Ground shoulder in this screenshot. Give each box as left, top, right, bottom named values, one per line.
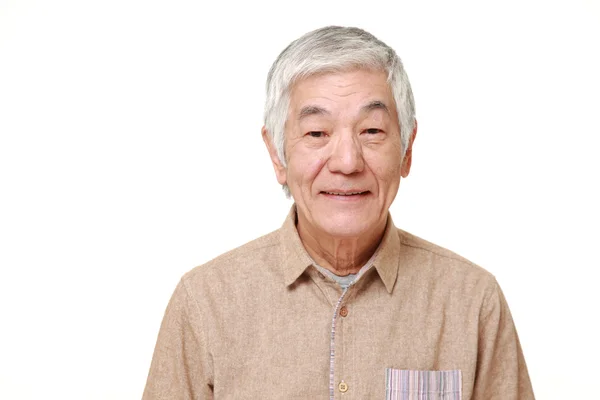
left=396, top=228, right=497, bottom=288
left=398, top=229, right=479, bottom=266
left=181, top=228, right=283, bottom=288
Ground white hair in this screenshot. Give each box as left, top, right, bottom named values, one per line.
left=264, top=26, right=416, bottom=196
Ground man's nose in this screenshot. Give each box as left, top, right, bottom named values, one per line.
left=327, top=133, right=365, bottom=175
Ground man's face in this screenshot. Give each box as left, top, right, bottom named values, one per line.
left=264, top=69, right=415, bottom=238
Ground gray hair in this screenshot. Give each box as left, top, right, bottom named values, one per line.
left=264, top=26, right=416, bottom=196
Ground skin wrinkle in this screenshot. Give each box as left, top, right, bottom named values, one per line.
left=301, top=218, right=382, bottom=273
left=331, top=90, right=357, bottom=97
left=262, top=69, right=416, bottom=276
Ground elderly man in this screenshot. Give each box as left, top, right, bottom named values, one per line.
left=143, top=26, right=534, bottom=399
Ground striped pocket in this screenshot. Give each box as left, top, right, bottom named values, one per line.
left=385, top=369, right=462, bottom=400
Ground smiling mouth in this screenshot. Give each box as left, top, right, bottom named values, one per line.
left=321, top=191, right=369, bottom=196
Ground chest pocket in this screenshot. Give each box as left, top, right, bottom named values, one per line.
left=385, top=368, right=462, bottom=400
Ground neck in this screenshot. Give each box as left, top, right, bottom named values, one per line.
left=296, top=212, right=387, bottom=276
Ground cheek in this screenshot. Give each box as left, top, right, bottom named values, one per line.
left=365, top=151, right=403, bottom=187
left=287, top=151, right=328, bottom=189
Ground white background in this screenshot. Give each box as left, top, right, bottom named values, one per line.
left=1, top=0, right=599, bottom=398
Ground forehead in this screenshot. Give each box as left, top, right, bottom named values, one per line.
left=288, top=69, right=394, bottom=114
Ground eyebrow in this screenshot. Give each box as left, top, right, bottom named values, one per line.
left=361, top=100, right=390, bottom=115
left=296, top=100, right=390, bottom=121
left=297, top=105, right=330, bottom=120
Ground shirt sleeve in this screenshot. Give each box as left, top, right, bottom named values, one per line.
left=472, top=278, right=535, bottom=399
left=142, top=278, right=213, bottom=400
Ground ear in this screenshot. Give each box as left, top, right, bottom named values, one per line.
left=261, top=126, right=287, bottom=186
left=401, top=119, right=417, bottom=178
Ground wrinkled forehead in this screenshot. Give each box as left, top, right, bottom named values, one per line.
left=287, top=68, right=397, bottom=118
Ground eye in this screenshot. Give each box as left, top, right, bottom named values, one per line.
left=307, top=131, right=326, bottom=138
left=364, top=128, right=383, bottom=134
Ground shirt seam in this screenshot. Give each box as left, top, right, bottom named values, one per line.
left=400, top=240, right=478, bottom=267
left=186, top=242, right=280, bottom=279
left=308, top=270, right=336, bottom=307
left=181, top=276, right=213, bottom=387
left=479, top=277, right=501, bottom=326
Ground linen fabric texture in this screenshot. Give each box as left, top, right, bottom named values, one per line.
left=143, top=206, right=534, bottom=399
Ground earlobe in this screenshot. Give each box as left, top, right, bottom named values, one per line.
left=401, top=152, right=412, bottom=178
left=261, top=126, right=287, bottom=186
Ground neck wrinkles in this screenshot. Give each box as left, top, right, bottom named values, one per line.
left=296, top=212, right=387, bottom=276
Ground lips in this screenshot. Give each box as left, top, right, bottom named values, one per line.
left=321, top=190, right=369, bottom=196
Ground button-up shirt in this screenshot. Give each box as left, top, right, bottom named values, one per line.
left=143, top=207, right=534, bottom=399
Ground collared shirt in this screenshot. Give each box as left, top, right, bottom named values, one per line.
left=143, top=207, right=534, bottom=399
left=312, top=246, right=379, bottom=289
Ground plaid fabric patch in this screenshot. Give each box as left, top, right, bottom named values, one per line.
left=385, top=369, right=462, bottom=400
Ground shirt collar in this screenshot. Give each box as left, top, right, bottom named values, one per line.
left=280, top=205, right=401, bottom=293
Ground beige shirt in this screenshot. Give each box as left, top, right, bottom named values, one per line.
left=143, top=207, right=534, bottom=399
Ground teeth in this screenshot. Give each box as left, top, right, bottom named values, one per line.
left=325, top=191, right=364, bottom=196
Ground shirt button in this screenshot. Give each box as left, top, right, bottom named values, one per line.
left=317, top=272, right=325, bottom=279
left=339, top=306, right=348, bottom=317
left=338, top=381, right=349, bottom=393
